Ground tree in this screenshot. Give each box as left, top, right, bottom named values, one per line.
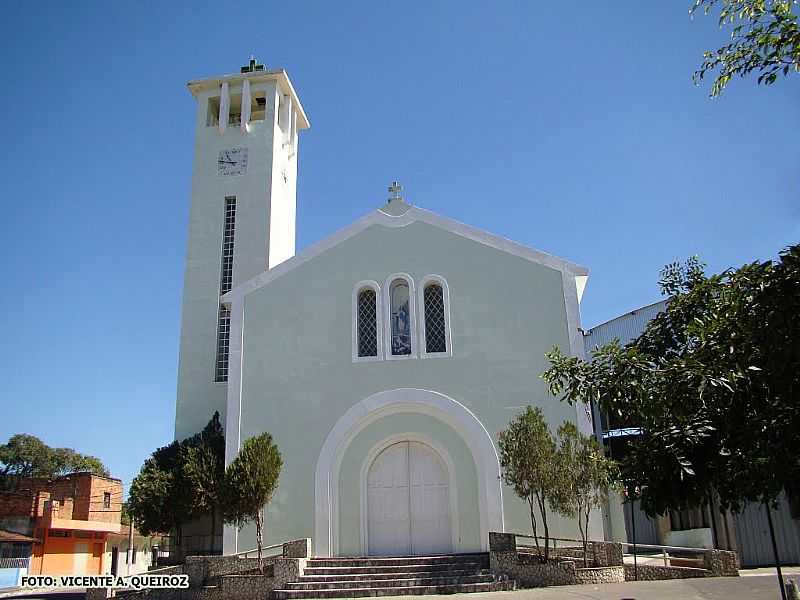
left=541, top=244, right=800, bottom=524
left=497, top=406, right=568, bottom=562
left=127, top=457, right=175, bottom=536
left=183, top=413, right=226, bottom=551
left=128, top=413, right=225, bottom=547
left=691, top=0, right=800, bottom=96
left=0, top=434, right=109, bottom=490
left=222, top=433, right=282, bottom=572
left=556, top=422, right=619, bottom=567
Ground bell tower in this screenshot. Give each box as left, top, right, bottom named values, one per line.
left=174, top=59, right=310, bottom=440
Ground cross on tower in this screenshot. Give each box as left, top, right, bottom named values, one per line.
left=241, top=56, right=265, bottom=73
left=388, top=181, right=403, bottom=202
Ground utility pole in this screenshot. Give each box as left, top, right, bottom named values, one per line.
left=126, top=519, right=134, bottom=576
left=765, top=502, right=787, bottom=600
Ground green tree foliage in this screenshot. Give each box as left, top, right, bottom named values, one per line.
left=222, top=433, right=282, bottom=572
left=0, top=434, right=109, bottom=489
left=184, top=413, right=226, bottom=549
left=556, top=422, right=618, bottom=567
left=692, top=0, right=800, bottom=96
left=498, top=406, right=568, bottom=562
left=128, top=412, right=225, bottom=544
left=542, top=244, right=800, bottom=518
left=127, top=457, right=175, bottom=537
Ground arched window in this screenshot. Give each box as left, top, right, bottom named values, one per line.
left=419, top=275, right=452, bottom=358
left=353, top=281, right=382, bottom=361
left=387, top=276, right=415, bottom=357
left=357, top=288, right=378, bottom=358
left=423, top=283, right=447, bottom=353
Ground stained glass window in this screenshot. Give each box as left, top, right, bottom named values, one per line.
left=390, top=280, right=412, bottom=355
left=424, top=283, right=447, bottom=353
left=357, top=288, right=378, bottom=357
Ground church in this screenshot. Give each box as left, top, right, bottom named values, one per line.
left=173, top=60, right=601, bottom=558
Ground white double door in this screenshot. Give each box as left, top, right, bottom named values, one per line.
left=367, top=441, right=452, bottom=556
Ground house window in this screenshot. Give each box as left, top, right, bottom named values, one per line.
left=423, top=283, right=447, bottom=353
left=103, top=492, right=111, bottom=509
left=389, top=278, right=413, bottom=356
left=357, top=288, right=378, bottom=357
left=49, top=530, right=71, bottom=537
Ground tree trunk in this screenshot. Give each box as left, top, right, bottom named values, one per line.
left=210, top=509, right=217, bottom=554
left=579, top=503, right=589, bottom=568
left=537, top=495, right=550, bottom=562
left=528, top=497, right=541, bottom=558
left=255, top=512, right=264, bottom=574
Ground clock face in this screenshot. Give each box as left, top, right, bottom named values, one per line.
left=218, top=147, right=248, bottom=176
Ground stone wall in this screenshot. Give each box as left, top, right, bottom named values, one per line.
left=704, top=549, right=739, bottom=577
left=491, top=550, right=578, bottom=588
left=489, top=531, right=737, bottom=589
left=624, top=564, right=708, bottom=581
left=214, top=559, right=305, bottom=600
left=574, top=566, right=625, bottom=584
left=281, top=538, right=310, bottom=559
left=87, top=539, right=310, bottom=600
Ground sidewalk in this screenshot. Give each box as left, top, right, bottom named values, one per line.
left=407, top=575, right=798, bottom=599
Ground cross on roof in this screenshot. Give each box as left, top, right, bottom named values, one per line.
left=241, top=57, right=265, bottom=73
left=388, top=181, right=403, bottom=202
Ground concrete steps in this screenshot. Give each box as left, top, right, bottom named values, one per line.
left=272, top=554, right=514, bottom=599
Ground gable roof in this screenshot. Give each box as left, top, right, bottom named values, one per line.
left=223, top=200, right=589, bottom=304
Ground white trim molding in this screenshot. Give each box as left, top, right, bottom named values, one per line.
left=383, top=273, right=417, bottom=361
left=222, top=202, right=588, bottom=307
left=222, top=295, right=245, bottom=555
left=352, top=280, right=383, bottom=362
left=314, top=388, right=504, bottom=557
left=359, top=433, right=460, bottom=555
left=418, top=275, right=453, bottom=359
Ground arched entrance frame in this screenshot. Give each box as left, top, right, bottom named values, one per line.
left=314, top=388, right=504, bottom=556
left=360, top=433, right=459, bottom=556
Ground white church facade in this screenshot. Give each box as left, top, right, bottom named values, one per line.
left=174, top=61, right=601, bottom=557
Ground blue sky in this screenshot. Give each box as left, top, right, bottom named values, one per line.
left=0, top=2, right=797, bottom=493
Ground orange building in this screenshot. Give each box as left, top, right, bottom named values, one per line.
left=0, top=473, right=122, bottom=575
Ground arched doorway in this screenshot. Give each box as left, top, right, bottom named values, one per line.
left=314, top=388, right=504, bottom=557
left=367, top=441, right=452, bottom=556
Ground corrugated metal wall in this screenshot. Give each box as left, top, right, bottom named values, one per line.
left=734, top=494, right=800, bottom=567
left=583, top=300, right=668, bottom=351
left=623, top=501, right=659, bottom=546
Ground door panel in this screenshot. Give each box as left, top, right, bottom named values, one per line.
left=367, top=442, right=411, bottom=555
left=73, top=542, right=89, bottom=575
left=367, top=441, right=451, bottom=556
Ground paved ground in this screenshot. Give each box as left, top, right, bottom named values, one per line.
left=0, top=591, right=84, bottom=600
left=1, top=573, right=798, bottom=599
left=405, top=575, right=799, bottom=600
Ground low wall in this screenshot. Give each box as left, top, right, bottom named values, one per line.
left=86, top=539, right=311, bottom=600
left=489, top=532, right=738, bottom=589
left=704, top=548, right=739, bottom=577
left=574, top=566, right=625, bottom=585
left=213, top=558, right=305, bottom=600
left=624, top=564, right=708, bottom=581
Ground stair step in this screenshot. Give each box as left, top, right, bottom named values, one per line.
left=298, top=569, right=490, bottom=582
left=303, top=562, right=484, bottom=576
left=287, top=574, right=495, bottom=590
left=307, top=554, right=488, bottom=568
left=272, top=581, right=514, bottom=599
